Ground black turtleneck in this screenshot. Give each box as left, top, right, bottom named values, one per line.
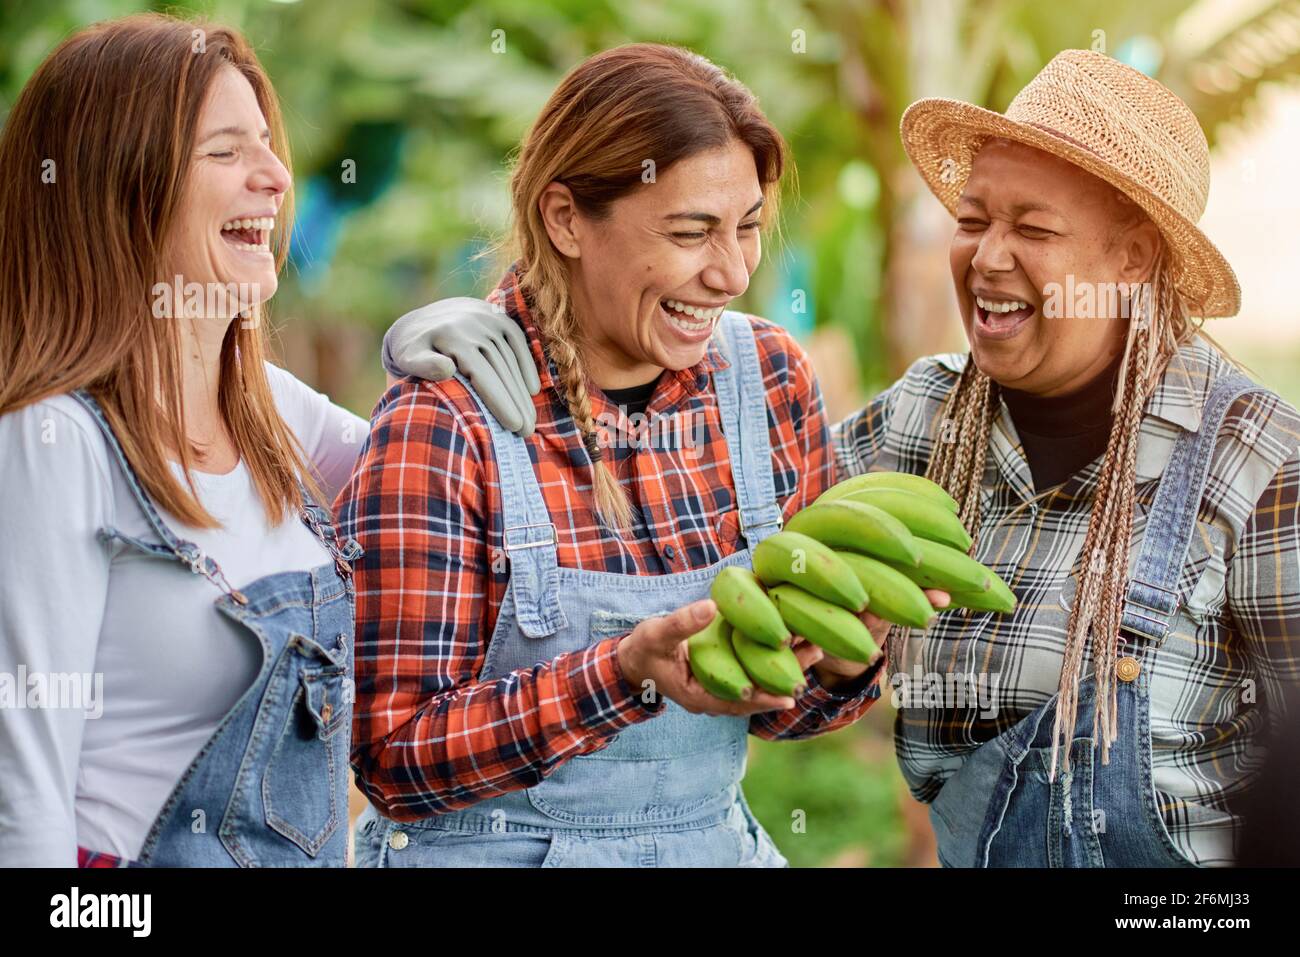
left=600, top=374, right=662, bottom=418
left=1000, top=352, right=1124, bottom=492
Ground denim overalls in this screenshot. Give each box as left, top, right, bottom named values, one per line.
left=927, top=373, right=1263, bottom=867
left=70, top=390, right=361, bottom=867
left=354, top=312, right=788, bottom=867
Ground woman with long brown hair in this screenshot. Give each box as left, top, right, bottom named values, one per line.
left=338, top=43, right=941, bottom=867
left=0, top=14, right=372, bottom=866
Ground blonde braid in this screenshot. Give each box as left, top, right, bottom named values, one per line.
left=1051, top=278, right=1159, bottom=775
left=520, top=266, right=635, bottom=531
left=1049, top=252, right=1189, bottom=775
left=929, top=361, right=997, bottom=533
left=545, top=318, right=635, bottom=531
left=886, top=359, right=996, bottom=676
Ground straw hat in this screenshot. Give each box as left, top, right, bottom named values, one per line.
left=900, top=49, right=1240, bottom=318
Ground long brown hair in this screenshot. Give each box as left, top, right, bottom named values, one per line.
left=504, top=43, right=787, bottom=529
left=0, top=13, right=312, bottom=527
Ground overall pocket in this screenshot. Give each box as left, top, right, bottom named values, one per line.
left=261, top=636, right=351, bottom=857
left=381, top=822, right=563, bottom=868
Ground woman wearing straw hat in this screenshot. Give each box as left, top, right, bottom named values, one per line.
left=864, top=49, right=1299, bottom=868
left=384, top=49, right=1298, bottom=867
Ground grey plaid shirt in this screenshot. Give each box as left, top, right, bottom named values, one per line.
left=833, top=335, right=1300, bottom=866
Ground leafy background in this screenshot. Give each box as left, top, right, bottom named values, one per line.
left=4, top=0, right=1298, bottom=866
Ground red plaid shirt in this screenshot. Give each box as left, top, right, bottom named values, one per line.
left=337, top=267, right=880, bottom=820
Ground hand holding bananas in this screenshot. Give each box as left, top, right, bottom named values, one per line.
left=617, top=599, right=823, bottom=715
left=689, top=473, right=1016, bottom=698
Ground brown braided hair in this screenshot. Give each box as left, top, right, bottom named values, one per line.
left=891, top=217, right=1210, bottom=776
left=501, top=43, right=786, bottom=530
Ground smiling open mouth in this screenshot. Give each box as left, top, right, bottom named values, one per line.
left=974, top=294, right=1035, bottom=339
left=220, top=216, right=273, bottom=254
left=660, top=297, right=724, bottom=337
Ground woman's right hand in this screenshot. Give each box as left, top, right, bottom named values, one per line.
left=617, top=599, right=818, bottom=716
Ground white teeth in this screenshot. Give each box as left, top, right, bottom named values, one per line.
left=662, top=298, right=724, bottom=322
left=665, top=312, right=710, bottom=333
left=220, top=216, right=274, bottom=252
left=975, top=295, right=1029, bottom=313
left=220, top=216, right=275, bottom=232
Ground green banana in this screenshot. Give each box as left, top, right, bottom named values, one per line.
left=687, top=615, right=752, bottom=701
left=730, top=629, right=806, bottom=696
left=752, top=531, right=867, bottom=612
left=768, top=584, right=879, bottom=663
left=785, top=500, right=923, bottom=567
left=889, top=538, right=993, bottom=593
left=837, top=488, right=973, bottom=552
left=944, top=576, right=1017, bottom=614
left=835, top=550, right=937, bottom=629
left=818, top=471, right=959, bottom=513
left=711, top=566, right=790, bottom=649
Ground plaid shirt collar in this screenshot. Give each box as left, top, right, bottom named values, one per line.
left=931, top=337, right=1232, bottom=501
left=491, top=264, right=731, bottom=409
left=1142, top=341, right=1223, bottom=435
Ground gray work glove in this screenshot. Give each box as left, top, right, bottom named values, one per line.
left=383, top=296, right=542, bottom=437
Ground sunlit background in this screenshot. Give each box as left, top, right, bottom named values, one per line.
left=4, top=0, right=1298, bottom=866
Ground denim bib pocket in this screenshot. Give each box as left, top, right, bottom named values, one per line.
left=260, top=637, right=349, bottom=856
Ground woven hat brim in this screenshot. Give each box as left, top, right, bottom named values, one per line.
left=900, top=98, right=1241, bottom=319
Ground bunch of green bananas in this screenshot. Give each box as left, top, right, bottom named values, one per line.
left=687, top=473, right=1016, bottom=699
left=799, top=471, right=1016, bottom=616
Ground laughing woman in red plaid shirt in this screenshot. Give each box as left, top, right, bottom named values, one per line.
left=338, top=44, right=942, bottom=867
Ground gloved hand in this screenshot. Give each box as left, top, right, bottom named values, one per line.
left=383, top=296, right=542, bottom=436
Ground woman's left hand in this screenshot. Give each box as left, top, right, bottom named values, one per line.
left=810, top=589, right=950, bottom=691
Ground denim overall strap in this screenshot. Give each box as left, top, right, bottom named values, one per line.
left=69, top=390, right=360, bottom=596
left=297, top=480, right=365, bottom=575
left=452, top=310, right=787, bottom=640
left=1120, top=373, right=1263, bottom=646
left=452, top=372, right=568, bottom=639
left=713, top=312, right=785, bottom=547
left=69, top=389, right=245, bottom=600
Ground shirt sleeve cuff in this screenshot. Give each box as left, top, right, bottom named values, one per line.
left=562, top=636, right=665, bottom=740
left=801, top=655, right=886, bottom=710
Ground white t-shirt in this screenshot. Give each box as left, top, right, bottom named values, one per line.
left=0, top=363, right=367, bottom=866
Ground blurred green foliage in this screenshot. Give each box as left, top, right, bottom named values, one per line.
left=7, top=0, right=1289, bottom=412
left=1, top=0, right=901, bottom=413
left=745, top=704, right=911, bottom=868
